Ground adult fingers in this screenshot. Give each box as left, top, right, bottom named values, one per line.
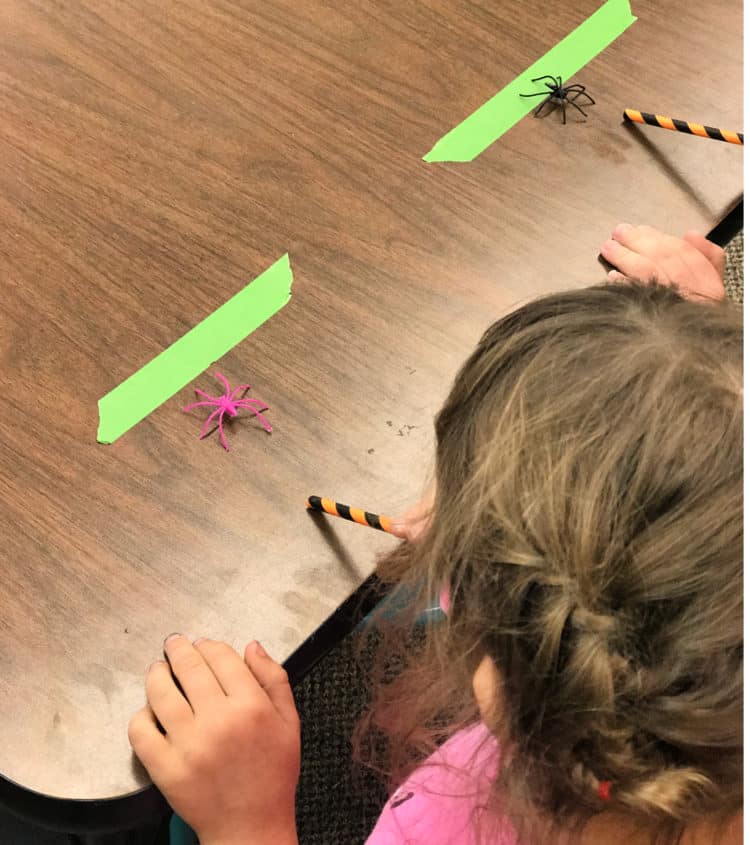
left=683, top=230, right=725, bottom=278
left=244, top=641, right=299, bottom=726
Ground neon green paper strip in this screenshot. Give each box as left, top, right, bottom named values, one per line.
left=424, top=0, right=636, bottom=162
left=97, top=254, right=293, bottom=444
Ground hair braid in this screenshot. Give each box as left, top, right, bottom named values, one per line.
left=359, top=283, right=742, bottom=844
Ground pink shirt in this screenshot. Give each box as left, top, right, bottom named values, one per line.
left=366, top=723, right=517, bottom=845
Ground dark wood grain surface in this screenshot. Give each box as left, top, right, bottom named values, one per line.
left=0, top=0, right=742, bottom=801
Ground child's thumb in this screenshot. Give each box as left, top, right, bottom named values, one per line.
left=683, top=230, right=725, bottom=280
left=245, top=641, right=299, bottom=725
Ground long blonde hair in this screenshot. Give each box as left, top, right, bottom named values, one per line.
left=356, top=282, right=743, bottom=844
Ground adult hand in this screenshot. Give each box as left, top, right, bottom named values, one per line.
left=599, top=223, right=725, bottom=301
left=128, top=636, right=300, bottom=845
left=390, top=481, right=435, bottom=543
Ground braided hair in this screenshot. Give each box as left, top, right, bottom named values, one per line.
left=359, top=282, right=742, bottom=845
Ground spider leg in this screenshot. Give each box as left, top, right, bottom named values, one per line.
left=241, top=405, right=273, bottom=433
left=217, top=410, right=231, bottom=451
left=569, top=99, right=589, bottom=119
left=519, top=90, right=551, bottom=98
left=194, top=388, right=217, bottom=401
left=257, top=414, right=273, bottom=434
left=214, top=372, right=232, bottom=398
left=234, top=401, right=273, bottom=432
left=230, top=384, right=251, bottom=400
left=199, top=408, right=222, bottom=440
left=234, top=397, right=267, bottom=408
left=569, top=89, right=595, bottom=106
left=529, top=75, right=559, bottom=86
left=234, top=396, right=272, bottom=414
left=561, top=99, right=567, bottom=125
left=532, top=94, right=554, bottom=117
left=183, top=400, right=221, bottom=412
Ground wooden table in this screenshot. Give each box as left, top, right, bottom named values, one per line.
left=0, top=0, right=742, bottom=835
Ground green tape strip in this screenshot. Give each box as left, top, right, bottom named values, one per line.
left=423, top=0, right=636, bottom=162
left=97, top=254, right=293, bottom=444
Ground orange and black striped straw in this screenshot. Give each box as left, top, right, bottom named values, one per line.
left=623, top=108, right=743, bottom=145
left=306, top=495, right=394, bottom=534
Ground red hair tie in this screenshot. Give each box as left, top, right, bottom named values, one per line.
left=597, top=780, right=612, bottom=801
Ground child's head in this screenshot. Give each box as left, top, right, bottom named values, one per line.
left=362, top=282, right=742, bottom=844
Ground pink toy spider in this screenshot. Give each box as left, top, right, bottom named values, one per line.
left=183, top=371, right=272, bottom=451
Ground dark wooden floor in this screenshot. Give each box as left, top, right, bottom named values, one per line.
left=0, top=0, right=742, bottom=818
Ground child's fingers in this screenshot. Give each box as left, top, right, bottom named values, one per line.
left=390, top=482, right=436, bottom=542
left=599, top=238, right=667, bottom=284
left=603, top=223, right=725, bottom=301
left=163, top=635, right=225, bottom=710
left=389, top=520, right=410, bottom=539
left=390, top=513, right=430, bottom=542
left=244, top=641, right=299, bottom=726
left=145, top=661, right=195, bottom=740
left=193, top=639, right=267, bottom=700
left=127, top=705, right=174, bottom=780
left=683, top=230, right=725, bottom=278
left=607, top=270, right=627, bottom=283
left=611, top=224, right=713, bottom=285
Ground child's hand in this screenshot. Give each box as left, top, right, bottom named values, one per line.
left=128, top=636, right=300, bottom=845
left=390, top=481, right=435, bottom=543
left=600, top=223, right=725, bottom=301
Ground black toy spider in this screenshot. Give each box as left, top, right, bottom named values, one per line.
left=519, top=75, right=595, bottom=124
